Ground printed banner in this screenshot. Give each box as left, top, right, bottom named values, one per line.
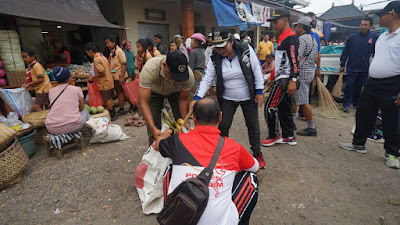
left=252, top=2, right=270, bottom=27
left=235, top=0, right=256, bottom=23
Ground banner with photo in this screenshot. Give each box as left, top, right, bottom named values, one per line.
left=235, top=0, right=256, bottom=23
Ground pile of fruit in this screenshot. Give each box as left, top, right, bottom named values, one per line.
left=84, top=104, right=105, bottom=114
left=125, top=113, right=146, bottom=127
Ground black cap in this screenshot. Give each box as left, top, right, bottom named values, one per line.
left=166, top=51, right=189, bottom=82
left=212, top=27, right=232, bottom=48
left=267, top=7, right=291, bottom=22
left=376, top=1, right=400, bottom=16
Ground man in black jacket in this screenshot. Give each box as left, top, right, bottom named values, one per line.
left=154, top=34, right=167, bottom=55
left=191, top=27, right=266, bottom=168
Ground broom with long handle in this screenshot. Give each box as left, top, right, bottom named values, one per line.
left=316, top=77, right=339, bottom=113
left=332, top=72, right=343, bottom=98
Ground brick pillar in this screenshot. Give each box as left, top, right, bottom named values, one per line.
left=182, top=0, right=194, bottom=39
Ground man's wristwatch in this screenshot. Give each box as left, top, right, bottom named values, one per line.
left=291, top=77, right=297, bottom=82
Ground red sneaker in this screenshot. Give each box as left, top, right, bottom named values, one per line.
left=254, top=153, right=266, bottom=169
left=261, top=136, right=282, bottom=147
left=278, top=137, right=297, bottom=146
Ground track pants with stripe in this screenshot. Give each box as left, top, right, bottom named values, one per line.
left=163, top=168, right=258, bottom=225
left=264, top=79, right=295, bottom=138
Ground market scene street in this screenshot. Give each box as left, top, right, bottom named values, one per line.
left=0, top=0, right=399, bottom=224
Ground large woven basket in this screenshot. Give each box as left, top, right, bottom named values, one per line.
left=0, top=138, right=28, bottom=188
left=22, top=110, right=49, bottom=128
left=5, top=70, right=26, bottom=86
left=0, top=123, right=17, bottom=152
left=15, top=123, right=35, bottom=139
left=90, top=110, right=111, bottom=121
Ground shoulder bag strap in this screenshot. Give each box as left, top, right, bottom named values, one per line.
left=206, top=136, right=225, bottom=170
left=197, top=136, right=225, bottom=184
left=49, top=85, right=68, bottom=109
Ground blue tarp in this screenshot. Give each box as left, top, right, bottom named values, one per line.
left=320, top=45, right=344, bottom=54
left=211, top=0, right=261, bottom=30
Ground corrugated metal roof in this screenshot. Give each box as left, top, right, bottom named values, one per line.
left=321, top=4, right=366, bottom=20
left=0, top=0, right=123, bottom=29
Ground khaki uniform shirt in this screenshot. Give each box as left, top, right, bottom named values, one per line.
left=31, top=62, right=52, bottom=93
left=110, top=46, right=128, bottom=80
left=139, top=55, right=194, bottom=96
left=94, top=53, right=114, bottom=91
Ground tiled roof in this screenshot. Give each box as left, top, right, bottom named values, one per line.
left=321, top=4, right=366, bottom=20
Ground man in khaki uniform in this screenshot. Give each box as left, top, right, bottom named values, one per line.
left=85, top=42, right=117, bottom=121
left=139, top=51, right=194, bottom=144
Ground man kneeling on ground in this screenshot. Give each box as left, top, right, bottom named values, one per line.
left=156, top=97, right=259, bottom=225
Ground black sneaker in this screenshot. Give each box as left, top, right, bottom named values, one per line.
left=297, top=127, right=317, bottom=136
left=110, top=112, right=119, bottom=121
left=117, top=108, right=127, bottom=116
left=128, top=105, right=138, bottom=113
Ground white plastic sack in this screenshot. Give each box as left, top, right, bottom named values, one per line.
left=135, top=122, right=188, bottom=214
left=85, top=117, right=129, bottom=143
left=0, top=88, right=33, bottom=117
left=135, top=142, right=172, bottom=214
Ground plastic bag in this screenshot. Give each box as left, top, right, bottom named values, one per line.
left=135, top=142, right=172, bottom=214
left=87, top=80, right=104, bottom=107
left=122, top=76, right=139, bottom=105
left=0, top=87, right=33, bottom=117
left=135, top=122, right=187, bottom=215
left=85, top=117, right=129, bottom=143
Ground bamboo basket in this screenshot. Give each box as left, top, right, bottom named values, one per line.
left=90, top=110, right=111, bottom=121
left=0, top=122, right=17, bottom=152
left=15, top=123, right=35, bottom=139
left=0, top=138, right=28, bottom=190
left=22, top=110, right=49, bottom=128
left=5, top=70, right=26, bottom=86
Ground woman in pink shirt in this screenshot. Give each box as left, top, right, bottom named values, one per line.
left=45, top=67, right=90, bottom=134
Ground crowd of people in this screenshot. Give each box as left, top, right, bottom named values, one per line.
left=17, top=1, right=400, bottom=223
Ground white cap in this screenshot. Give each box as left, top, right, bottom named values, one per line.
left=233, top=33, right=240, bottom=40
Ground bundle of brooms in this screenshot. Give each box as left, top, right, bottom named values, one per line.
left=331, top=72, right=344, bottom=98
left=316, top=77, right=339, bottom=113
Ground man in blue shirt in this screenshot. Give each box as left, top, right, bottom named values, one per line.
left=340, top=17, right=379, bottom=112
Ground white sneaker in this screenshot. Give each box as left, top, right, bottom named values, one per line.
left=385, top=153, right=400, bottom=169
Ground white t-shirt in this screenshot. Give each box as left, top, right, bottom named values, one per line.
left=369, top=27, right=400, bottom=79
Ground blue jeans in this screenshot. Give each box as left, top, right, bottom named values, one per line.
left=343, top=71, right=368, bottom=109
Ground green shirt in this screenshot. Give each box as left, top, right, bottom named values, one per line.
left=124, top=49, right=135, bottom=75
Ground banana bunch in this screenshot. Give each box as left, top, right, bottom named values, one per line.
left=162, top=108, right=185, bottom=134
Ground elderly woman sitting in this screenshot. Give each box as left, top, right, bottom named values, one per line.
left=45, top=66, right=90, bottom=134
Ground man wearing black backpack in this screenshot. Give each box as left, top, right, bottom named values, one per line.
left=156, top=97, right=259, bottom=225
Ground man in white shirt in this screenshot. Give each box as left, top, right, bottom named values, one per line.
left=191, top=27, right=266, bottom=168
left=340, top=1, right=400, bottom=169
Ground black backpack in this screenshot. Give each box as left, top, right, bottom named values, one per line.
left=157, top=137, right=225, bottom=225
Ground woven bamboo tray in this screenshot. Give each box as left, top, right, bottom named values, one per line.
left=90, top=110, right=111, bottom=121
left=0, top=138, right=28, bottom=190
left=0, top=122, right=17, bottom=152
left=5, top=70, right=26, bottom=86
left=22, top=110, right=49, bottom=128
